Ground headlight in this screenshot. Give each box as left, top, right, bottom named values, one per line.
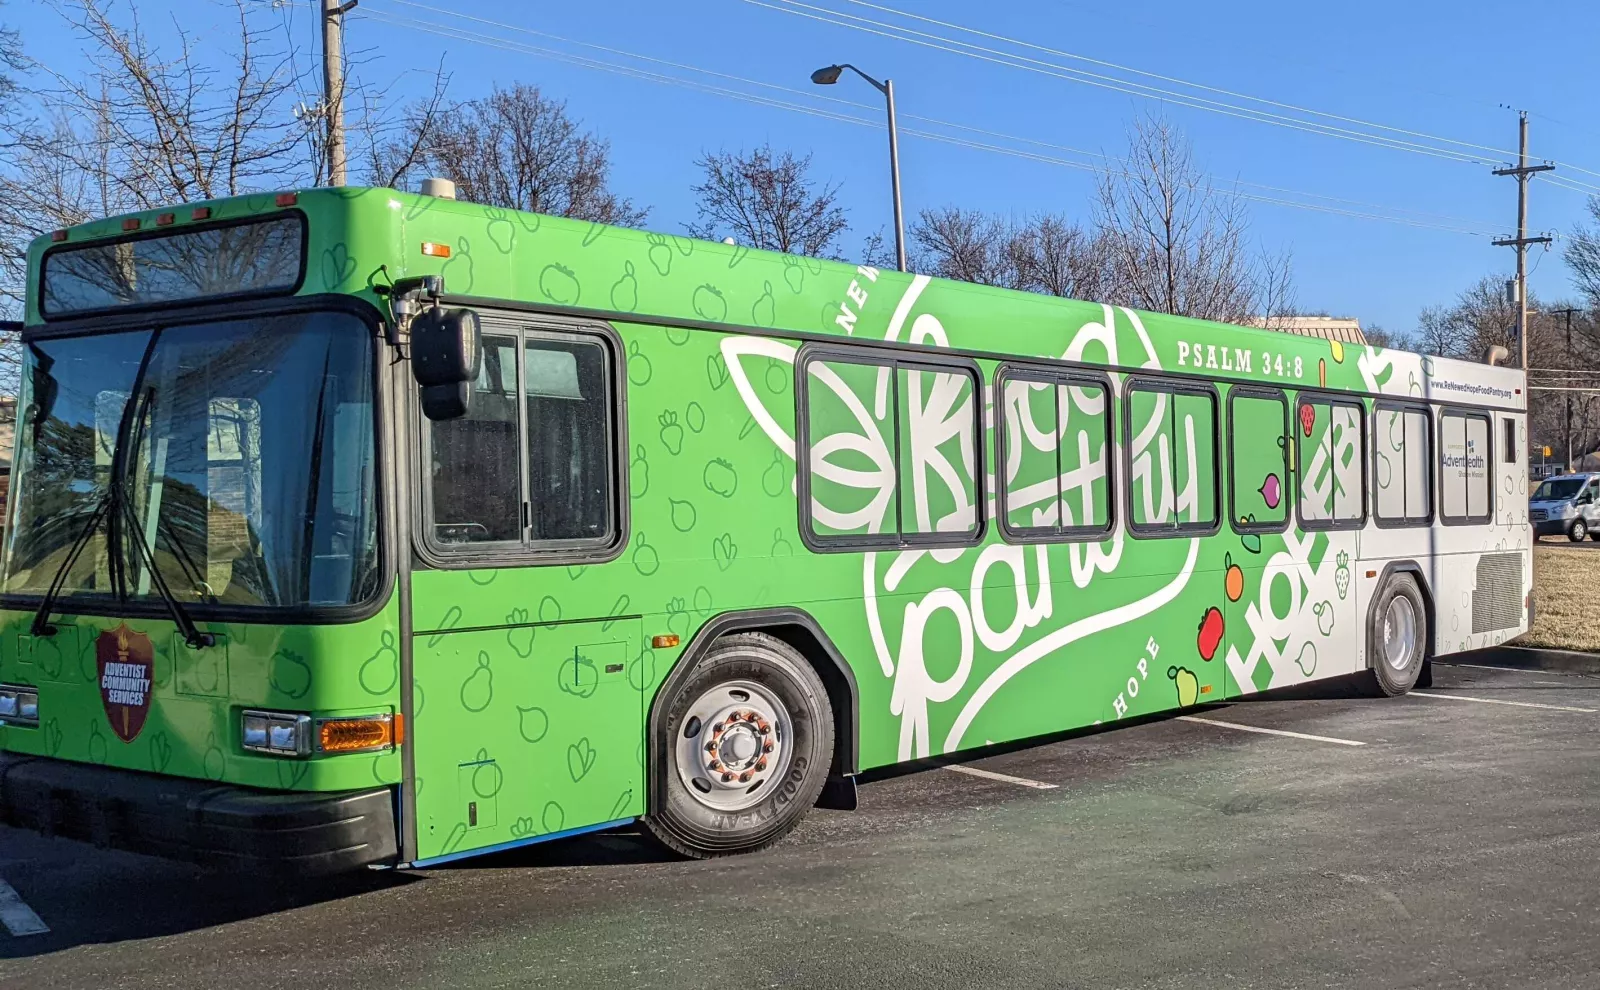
left=0, top=684, right=39, bottom=728
left=1553, top=503, right=1574, bottom=517
left=241, top=709, right=312, bottom=757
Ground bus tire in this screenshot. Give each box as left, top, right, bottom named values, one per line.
left=644, top=632, right=833, bottom=858
left=1363, top=573, right=1428, bottom=697
left=1571, top=519, right=1589, bottom=542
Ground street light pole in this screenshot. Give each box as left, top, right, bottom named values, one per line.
left=812, top=63, right=906, bottom=272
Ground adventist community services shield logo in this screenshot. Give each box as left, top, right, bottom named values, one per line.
left=97, top=624, right=154, bottom=743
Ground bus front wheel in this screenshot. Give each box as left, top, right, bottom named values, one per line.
left=1363, top=574, right=1428, bottom=697
left=645, top=632, right=834, bottom=858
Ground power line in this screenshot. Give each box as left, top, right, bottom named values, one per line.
left=359, top=3, right=1507, bottom=236
left=784, top=0, right=1600, bottom=183
left=828, top=0, right=1524, bottom=161
left=746, top=0, right=1503, bottom=168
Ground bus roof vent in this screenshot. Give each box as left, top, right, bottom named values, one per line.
left=420, top=177, right=457, bottom=200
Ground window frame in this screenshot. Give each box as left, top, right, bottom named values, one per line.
left=993, top=362, right=1117, bottom=544
left=795, top=342, right=986, bottom=553
left=414, top=315, right=629, bottom=568
left=1437, top=405, right=1495, bottom=527
left=1121, top=375, right=1222, bottom=539
left=1370, top=399, right=1434, bottom=530
left=1502, top=415, right=1517, bottom=464
left=1227, top=385, right=1292, bottom=537
left=1293, top=390, right=1368, bottom=533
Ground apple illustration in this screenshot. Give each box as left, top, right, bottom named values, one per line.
left=1197, top=606, right=1224, bottom=661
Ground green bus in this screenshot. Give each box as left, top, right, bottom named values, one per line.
left=0, top=185, right=1530, bottom=868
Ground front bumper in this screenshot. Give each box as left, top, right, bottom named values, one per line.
left=0, top=753, right=397, bottom=873
left=1533, top=517, right=1575, bottom=536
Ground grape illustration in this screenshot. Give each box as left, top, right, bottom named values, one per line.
left=460, top=652, right=494, bottom=713
left=1334, top=551, right=1351, bottom=600
left=659, top=410, right=685, bottom=455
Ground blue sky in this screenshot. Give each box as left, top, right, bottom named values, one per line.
left=10, top=0, right=1600, bottom=333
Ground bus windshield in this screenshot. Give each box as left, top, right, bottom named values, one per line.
left=1532, top=478, right=1586, bottom=501
left=1, top=310, right=380, bottom=610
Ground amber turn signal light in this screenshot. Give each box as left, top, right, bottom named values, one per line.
left=317, top=714, right=395, bottom=755
left=652, top=634, right=680, bottom=649
left=420, top=241, right=451, bottom=258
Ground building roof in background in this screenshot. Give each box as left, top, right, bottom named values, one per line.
left=1249, top=316, right=1367, bottom=344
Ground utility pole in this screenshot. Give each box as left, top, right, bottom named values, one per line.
left=321, top=1, right=358, bottom=186
left=1553, top=306, right=1580, bottom=471
left=1492, top=111, right=1554, bottom=370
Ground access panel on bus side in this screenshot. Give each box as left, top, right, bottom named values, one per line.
left=409, top=617, right=644, bottom=863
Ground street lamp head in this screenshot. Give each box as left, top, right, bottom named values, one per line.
left=811, top=65, right=843, bottom=85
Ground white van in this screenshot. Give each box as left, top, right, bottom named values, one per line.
left=1530, top=473, right=1600, bottom=541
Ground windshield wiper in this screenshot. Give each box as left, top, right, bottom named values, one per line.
left=117, top=383, right=215, bottom=649
left=27, top=334, right=214, bottom=649
left=29, top=492, right=113, bottom=638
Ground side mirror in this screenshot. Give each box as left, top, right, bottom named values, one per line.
left=410, top=306, right=482, bottom=421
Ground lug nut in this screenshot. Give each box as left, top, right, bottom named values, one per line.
left=708, top=760, right=722, bottom=771
left=763, top=741, right=774, bottom=753
left=755, top=759, right=767, bottom=771
left=739, top=770, right=753, bottom=782
left=722, top=772, right=735, bottom=782
left=758, top=723, right=770, bottom=735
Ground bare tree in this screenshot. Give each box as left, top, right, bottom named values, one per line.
left=1093, top=113, right=1283, bottom=323
left=688, top=144, right=846, bottom=256
left=1566, top=195, right=1600, bottom=306
left=910, top=207, right=1113, bottom=299
left=409, top=83, right=645, bottom=224
left=0, top=0, right=305, bottom=394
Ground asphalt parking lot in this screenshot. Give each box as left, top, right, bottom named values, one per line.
left=5, top=656, right=1600, bottom=989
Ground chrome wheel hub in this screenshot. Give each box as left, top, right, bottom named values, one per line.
left=675, top=681, right=792, bottom=812
left=1382, top=595, right=1418, bottom=671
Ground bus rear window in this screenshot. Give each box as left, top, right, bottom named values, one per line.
left=41, top=215, right=303, bottom=317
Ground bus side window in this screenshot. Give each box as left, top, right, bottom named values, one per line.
left=1502, top=417, right=1516, bottom=463
left=1126, top=379, right=1217, bottom=535
left=1439, top=409, right=1492, bottom=524
left=1296, top=396, right=1365, bottom=530
left=997, top=369, right=1111, bottom=541
left=1373, top=404, right=1432, bottom=526
left=1228, top=389, right=1289, bottom=531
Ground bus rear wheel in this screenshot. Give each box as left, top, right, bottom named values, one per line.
left=1363, top=574, right=1428, bottom=697
left=645, top=632, right=833, bottom=858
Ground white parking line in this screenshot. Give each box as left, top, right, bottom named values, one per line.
left=943, top=764, right=1059, bottom=790
left=1438, top=662, right=1559, bottom=675
left=1176, top=715, right=1366, bottom=747
left=1409, top=691, right=1598, bottom=713
left=0, top=879, right=48, bottom=936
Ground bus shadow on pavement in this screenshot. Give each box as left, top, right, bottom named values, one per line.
left=423, top=825, right=677, bottom=871
left=0, top=832, right=420, bottom=960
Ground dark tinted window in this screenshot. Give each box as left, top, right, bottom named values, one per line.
left=42, top=216, right=302, bottom=317
left=426, top=325, right=618, bottom=552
